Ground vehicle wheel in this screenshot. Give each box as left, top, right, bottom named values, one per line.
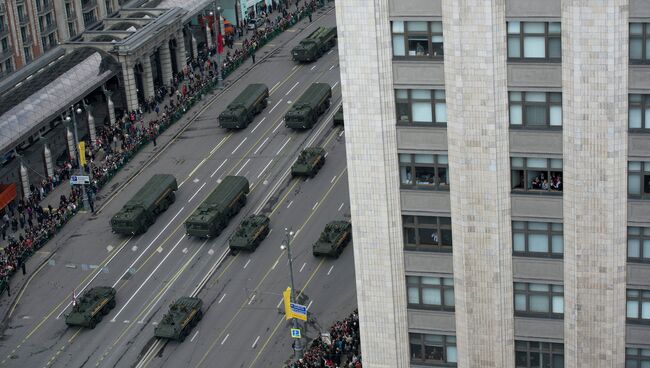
left=169, top=192, right=176, bottom=204
left=197, top=310, right=203, bottom=321
left=179, top=330, right=187, bottom=342
left=334, top=252, right=340, bottom=259
left=108, top=299, right=116, bottom=309
left=89, top=320, right=96, bottom=329
left=313, top=252, right=318, bottom=257
left=102, top=306, right=109, bottom=316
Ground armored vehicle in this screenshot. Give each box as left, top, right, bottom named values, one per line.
left=111, top=174, right=178, bottom=235
left=285, top=83, right=332, bottom=129
left=185, top=176, right=249, bottom=238
left=312, top=221, right=352, bottom=258
left=292, top=147, right=326, bottom=177
left=229, top=214, right=270, bottom=252
left=291, top=27, right=337, bottom=62
left=333, top=105, right=344, bottom=126
left=65, top=286, right=116, bottom=328
left=219, top=84, right=269, bottom=129
left=154, top=297, right=203, bottom=341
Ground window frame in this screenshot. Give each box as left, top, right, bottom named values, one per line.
left=512, top=221, right=563, bottom=258
left=399, top=153, right=449, bottom=191
left=511, top=157, right=563, bottom=194
left=628, top=161, right=650, bottom=199
left=507, top=21, right=562, bottom=62
left=509, top=91, right=562, bottom=128
left=514, top=282, right=564, bottom=319
left=515, top=340, right=564, bottom=368
left=403, top=215, right=453, bottom=252
left=409, top=333, right=457, bottom=366
left=391, top=21, right=444, bottom=60
left=395, top=89, right=447, bottom=126
left=626, top=289, right=650, bottom=324
left=626, top=347, right=650, bottom=368
left=630, top=23, right=650, bottom=64
left=627, top=226, right=650, bottom=263
left=629, top=94, right=650, bottom=131
left=406, top=275, right=455, bottom=311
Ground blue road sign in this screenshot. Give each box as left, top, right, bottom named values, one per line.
left=70, top=175, right=90, bottom=185
left=291, top=328, right=301, bottom=339
left=290, top=302, right=307, bottom=315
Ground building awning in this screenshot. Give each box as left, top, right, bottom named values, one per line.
left=0, top=184, right=17, bottom=211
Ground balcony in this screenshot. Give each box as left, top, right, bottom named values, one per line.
left=40, top=22, right=56, bottom=35
left=18, top=14, right=28, bottom=26
left=66, top=9, right=76, bottom=21
left=0, top=47, right=12, bottom=62
left=0, top=3, right=6, bottom=14
left=82, top=0, right=97, bottom=11
left=21, top=33, right=32, bottom=46
left=36, top=0, right=53, bottom=15
left=0, top=24, right=8, bottom=37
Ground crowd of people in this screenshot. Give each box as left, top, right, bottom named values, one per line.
left=288, top=310, right=362, bottom=368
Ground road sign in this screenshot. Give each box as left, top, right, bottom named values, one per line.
left=70, top=175, right=90, bottom=185
left=78, top=142, right=86, bottom=166
left=290, top=302, right=307, bottom=321
left=291, top=328, right=301, bottom=339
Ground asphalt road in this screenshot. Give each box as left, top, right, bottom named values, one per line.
left=0, top=7, right=357, bottom=368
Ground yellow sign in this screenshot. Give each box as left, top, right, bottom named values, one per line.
left=283, top=287, right=307, bottom=321
left=78, top=141, right=86, bottom=166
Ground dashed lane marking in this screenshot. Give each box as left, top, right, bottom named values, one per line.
left=327, top=265, right=334, bottom=276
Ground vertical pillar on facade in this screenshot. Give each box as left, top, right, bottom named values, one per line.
left=142, top=56, right=155, bottom=101
left=103, top=87, right=116, bottom=124
left=121, top=60, right=139, bottom=112
left=562, top=2, right=628, bottom=367
left=20, top=162, right=30, bottom=199
left=335, top=0, right=409, bottom=367
left=159, top=43, right=173, bottom=87
left=441, top=1, right=514, bottom=367
left=66, top=127, right=75, bottom=162
left=43, top=144, right=54, bottom=178
left=73, top=0, right=84, bottom=34
left=97, top=0, right=107, bottom=21
left=191, top=33, right=198, bottom=60
left=87, top=110, right=96, bottom=147
left=176, top=31, right=187, bottom=70
left=205, top=24, right=213, bottom=49
left=52, top=0, right=69, bottom=41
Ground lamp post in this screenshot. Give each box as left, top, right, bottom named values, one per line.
left=280, top=227, right=303, bottom=359
left=212, top=1, right=224, bottom=89
left=65, top=105, right=90, bottom=212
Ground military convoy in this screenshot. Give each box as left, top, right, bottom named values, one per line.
left=291, top=27, right=337, bottom=62
left=110, top=174, right=178, bottom=235
left=218, top=84, right=269, bottom=129
left=333, top=105, right=344, bottom=126
left=229, top=214, right=271, bottom=252
left=312, top=221, right=352, bottom=258
left=285, top=83, right=332, bottom=129
left=65, top=286, right=116, bottom=328
left=154, top=297, right=203, bottom=341
left=185, top=176, right=250, bottom=238
left=292, top=147, right=326, bottom=177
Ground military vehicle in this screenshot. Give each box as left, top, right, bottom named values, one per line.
left=111, top=174, right=178, bottom=235
left=292, top=147, right=326, bottom=177
left=185, top=176, right=249, bottom=238
left=229, top=214, right=270, bottom=252
left=312, top=221, right=352, bottom=258
left=291, top=27, right=337, bottom=62
left=333, top=105, right=344, bottom=126
left=65, top=286, right=116, bottom=328
left=219, top=84, right=269, bottom=129
left=154, top=297, right=203, bottom=341
left=285, top=83, right=332, bottom=129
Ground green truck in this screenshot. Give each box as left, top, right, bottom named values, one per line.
left=291, top=27, right=337, bottom=62
left=285, top=83, right=332, bottom=129
left=292, top=147, right=326, bottom=177
left=218, top=84, right=269, bottom=129
left=229, top=214, right=270, bottom=252
left=312, top=221, right=352, bottom=258
left=185, top=176, right=250, bottom=238
left=333, top=105, right=344, bottom=126
left=110, top=174, right=178, bottom=235
left=154, top=297, right=203, bottom=341
left=65, top=286, right=116, bottom=328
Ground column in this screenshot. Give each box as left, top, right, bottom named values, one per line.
left=176, top=31, right=187, bottom=70
left=43, top=144, right=54, bottom=178
left=66, top=127, right=75, bottom=163
left=336, top=0, right=409, bottom=367
left=74, top=0, right=84, bottom=34
left=104, top=88, right=116, bottom=124
left=121, top=60, right=139, bottom=112
left=441, top=1, right=514, bottom=367
left=205, top=24, right=213, bottom=49
left=52, top=0, right=69, bottom=41
left=97, top=0, right=107, bottom=21
left=20, top=162, right=30, bottom=199
left=142, top=56, right=155, bottom=101
left=191, top=33, right=198, bottom=60
left=562, top=1, right=628, bottom=367
left=159, top=43, right=173, bottom=87
left=87, top=110, right=96, bottom=147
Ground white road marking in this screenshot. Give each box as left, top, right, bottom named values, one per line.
left=332, top=81, right=339, bottom=89
left=193, top=178, right=200, bottom=183
left=276, top=298, right=283, bottom=308
left=271, top=259, right=279, bottom=270
left=258, top=159, right=274, bottom=178
left=286, top=200, right=293, bottom=209
left=269, top=99, right=283, bottom=113
left=123, top=320, right=130, bottom=324
left=190, top=330, right=199, bottom=342
left=231, top=137, right=248, bottom=154
left=299, top=262, right=306, bottom=272
left=272, top=120, right=283, bottom=133
left=218, top=294, right=227, bottom=304
left=307, top=300, right=313, bottom=310
left=210, top=159, right=228, bottom=178
left=329, top=64, right=335, bottom=70
left=106, top=245, right=113, bottom=252
left=244, top=259, right=251, bottom=269
left=327, top=49, right=334, bottom=55
left=210, top=136, right=228, bottom=154
left=272, top=81, right=280, bottom=91
left=310, top=65, right=317, bottom=70
left=331, top=175, right=336, bottom=183
left=285, top=82, right=300, bottom=96
left=253, top=137, right=269, bottom=155
left=182, top=247, right=188, bottom=254
left=338, top=202, right=345, bottom=211
left=324, top=152, right=329, bottom=158
left=276, top=137, right=291, bottom=155
left=131, top=246, right=138, bottom=252
left=208, top=249, right=215, bottom=255
left=339, top=130, right=345, bottom=137
left=188, top=182, right=207, bottom=202
left=235, top=159, right=251, bottom=176
left=327, top=265, right=334, bottom=275
left=221, top=334, right=230, bottom=345
left=248, top=294, right=256, bottom=305
left=251, top=117, right=266, bottom=133
left=312, top=201, right=319, bottom=210
left=157, top=246, right=163, bottom=253
left=252, top=336, right=260, bottom=349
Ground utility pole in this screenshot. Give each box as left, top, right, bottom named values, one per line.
left=281, top=227, right=303, bottom=359
left=66, top=105, right=90, bottom=212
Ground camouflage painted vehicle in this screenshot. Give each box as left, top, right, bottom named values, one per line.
left=291, top=147, right=326, bottom=178
left=111, top=174, right=178, bottom=235
left=291, top=27, right=337, bottom=62
left=285, top=83, right=332, bottom=129
left=312, top=221, right=352, bottom=258
left=229, top=215, right=271, bottom=252
left=65, top=286, right=116, bottom=328
left=333, top=105, right=344, bottom=126
left=218, top=84, right=269, bottom=129
left=185, top=176, right=249, bottom=238
left=154, top=297, right=203, bottom=341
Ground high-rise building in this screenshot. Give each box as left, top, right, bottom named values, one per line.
left=337, top=0, right=649, bottom=367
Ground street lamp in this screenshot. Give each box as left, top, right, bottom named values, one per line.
left=65, top=105, right=90, bottom=212
left=211, top=2, right=224, bottom=89
left=280, top=227, right=303, bottom=359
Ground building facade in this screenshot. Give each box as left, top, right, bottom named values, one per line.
left=337, top=0, right=650, bottom=367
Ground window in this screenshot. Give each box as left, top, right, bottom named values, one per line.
left=509, top=92, right=562, bottom=127
left=68, top=22, right=76, bottom=37
left=515, top=341, right=564, bottom=368
left=403, top=215, right=452, bottom=252
left=406, top=275, right=454, bottom=311
left=514, top=282, right=564, bottom=318
left=83, top=10, right=97, bottom=27
left=507, top=22, right=561, bottom=61
left=626, top=289, right=650, bottom=323
left=1, top=37, right=8, bottom=52
left=399, top=153, right=449, bottom=190
left=23, top=47, right=31, bottom=63
left=395, top=89, right=446, bottom=125
left=512, top=221, right=563, bottom=258
left=630, top=23, right=650, bottom=64
left=628, top=161, right=650, bottom=199
left=628, top=227, right=650, bottom=263
left=4, top=59, right=12, bottom=73
left=626, top=348, right=650, bottom=367
left=409, top=333, right=457, bottom=366
left=628, top=94, right=650, bottom=130
left=392, top=21, right=444, bottom=59
left=511, top=157, right=563, bottom=193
